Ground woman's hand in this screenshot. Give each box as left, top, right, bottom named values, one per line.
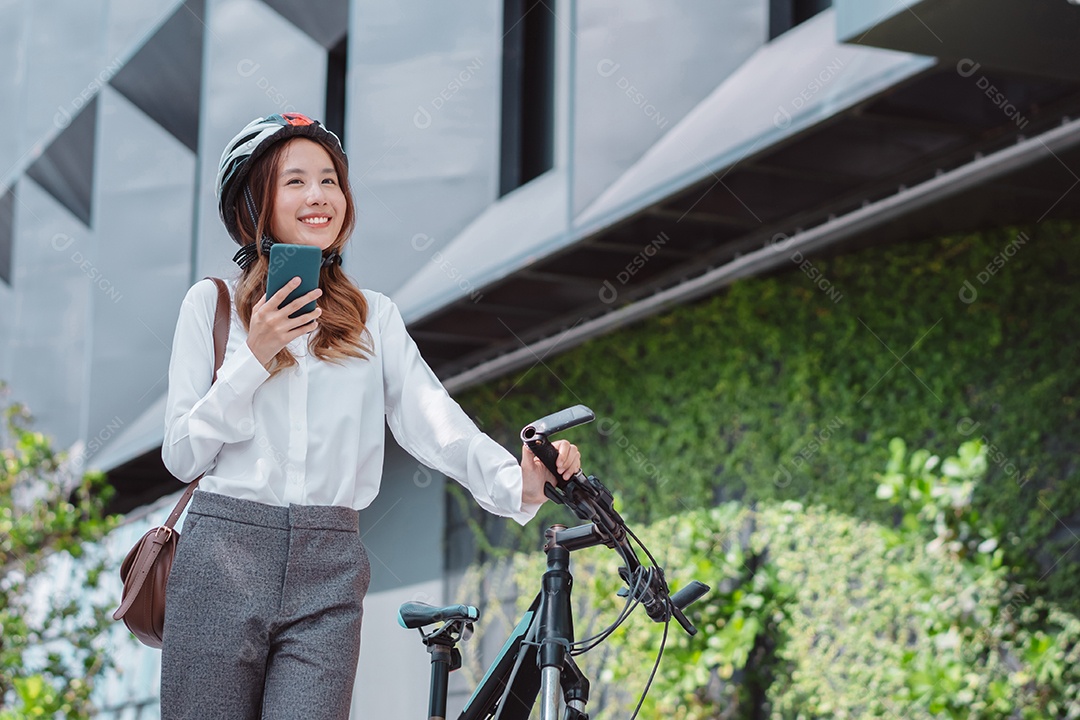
left=520, top=439, right=582, bottom=506
left=247, top=277, right=323, bottom=367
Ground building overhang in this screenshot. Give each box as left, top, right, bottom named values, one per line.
left=836, top=0, right=1080, bottom=82
left=401, top=8, right=1080, bottom=386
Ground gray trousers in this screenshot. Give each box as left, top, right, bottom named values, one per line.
left=160, top=490, right=371, bottom=720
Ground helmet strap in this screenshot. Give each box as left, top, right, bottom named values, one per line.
left=234, top=183, right=343, bottom=269
left=233, top=233, right=342, bottom=270
left=243, top=185, right=261, bottom=235
left=232, top=243, right=258, bottom=269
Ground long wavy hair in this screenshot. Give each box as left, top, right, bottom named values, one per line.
left=230, top=136, right=371, bottom=378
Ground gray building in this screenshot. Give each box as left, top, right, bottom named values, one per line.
left=2, top=0, right=1079, bottom=716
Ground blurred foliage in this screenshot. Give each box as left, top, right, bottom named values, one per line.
left=875, top=437, right=1000, bottom=560
left=456, top=221, right=1080, bottom=608
left=452, top=438, right=1080, bottom=718
left=450, top=222, right=1080, bottom=716
left=0, top=383, right=120, bottom=719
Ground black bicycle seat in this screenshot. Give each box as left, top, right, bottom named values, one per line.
left=398, top=602, right=480, bottom=629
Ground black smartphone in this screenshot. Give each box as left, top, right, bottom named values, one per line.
left=266, top=244, right=321, bottom=319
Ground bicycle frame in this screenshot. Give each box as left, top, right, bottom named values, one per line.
left=401, top=405, right=709, bottom=720
left=413, top=522, right=598, bottom=720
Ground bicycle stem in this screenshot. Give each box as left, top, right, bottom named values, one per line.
left=538, top=525, right=575, bottom=720
left=539, top=526, right=575, bottom=671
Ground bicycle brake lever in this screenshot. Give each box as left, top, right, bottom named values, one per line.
left=669, top=580, right=710, bottom=636
left=543, top=482, right=569, bottom=506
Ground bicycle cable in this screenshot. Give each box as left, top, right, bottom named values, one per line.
left=571, top=519, right=672, bottom=654
left=629, top=615, right=669, bottom=720
left=569, top=565, right=652, bottom=654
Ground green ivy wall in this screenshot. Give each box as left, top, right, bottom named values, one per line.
left=457, top=221, right=1080, bottom=606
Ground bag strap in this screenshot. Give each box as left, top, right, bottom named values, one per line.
left=113, top=278, right=231, bottom=621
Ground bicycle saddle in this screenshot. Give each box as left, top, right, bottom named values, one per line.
left=398, top=602, right=480, bottom=629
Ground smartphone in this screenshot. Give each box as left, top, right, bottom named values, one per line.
left=266, top=243, right=321, bottom=319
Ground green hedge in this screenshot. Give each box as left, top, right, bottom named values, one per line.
left=449, top=438, right=1080, bottom=718
left=452, top=498, right=1080, bottom=718
left=457, top=221, right=1080, bottom=606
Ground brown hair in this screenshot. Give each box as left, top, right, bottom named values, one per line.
left=231, top=136, right=371, bottom=378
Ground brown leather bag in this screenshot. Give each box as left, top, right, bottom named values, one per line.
left=112, top=277, right=231, bottom=648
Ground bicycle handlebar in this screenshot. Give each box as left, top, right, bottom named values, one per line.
left=521, top=405, right=709, bottom=637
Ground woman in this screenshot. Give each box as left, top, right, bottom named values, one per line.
left=159, top=112, right=580, bottom=719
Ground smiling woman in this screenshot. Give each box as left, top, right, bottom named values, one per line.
left=156, top=112, right=582, bottom=720
left=218, top=113, right=368, bottom=378
left=270, top=139, right=347, bottom=248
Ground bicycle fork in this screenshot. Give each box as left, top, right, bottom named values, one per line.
left=539, top=526, right=591, bottom=720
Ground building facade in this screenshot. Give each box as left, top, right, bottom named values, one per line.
left=2, top=0, right=1079, bottom=716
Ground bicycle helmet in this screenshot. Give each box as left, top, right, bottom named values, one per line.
left=215, top=112, right=348, bottom=268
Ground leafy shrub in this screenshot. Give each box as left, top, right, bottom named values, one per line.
left=449, top=438, right=1080, bottom=718
left=0, top=386, right=119, bottom=719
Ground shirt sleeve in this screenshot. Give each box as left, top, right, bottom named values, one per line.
left=377, top=295, right=540, bottom=526
left=161, top=279, right=271, bottom=482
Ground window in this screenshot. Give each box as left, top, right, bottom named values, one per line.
left=0, top=186, right=13, bottom=285
left=769, top=0, right=833, bottom=40
left=326, top=35, right=348, bottom=146
left=499, top=0, right=556, bottom=196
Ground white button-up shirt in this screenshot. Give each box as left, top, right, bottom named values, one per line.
left=162, top=277, right=539, bottom=525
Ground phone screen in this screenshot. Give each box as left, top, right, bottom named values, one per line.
left=266, top=244, right=321, bottom=319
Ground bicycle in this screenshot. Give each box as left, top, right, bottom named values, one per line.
left=398, top=405, right=711, bottom=720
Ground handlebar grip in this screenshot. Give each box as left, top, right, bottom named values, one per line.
left=521, top=405, right=595, bottom=439
left=525, top=436, right=563, bottom=482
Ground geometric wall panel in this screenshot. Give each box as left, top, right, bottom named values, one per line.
left=26, top=95, right=98, bottom=227
left=259, top=0, right=348, bottom=49
left=110, top=0, right=205, bottom=152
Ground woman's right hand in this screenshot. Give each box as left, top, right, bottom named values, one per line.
left=247, top=277, right=323, bottom=367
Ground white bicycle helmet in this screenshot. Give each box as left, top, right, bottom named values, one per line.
left=215, top=112, right=348, bottom=249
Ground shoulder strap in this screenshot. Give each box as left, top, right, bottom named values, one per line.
left=114, top=278, right=232, bottom=620
left=209, top=277, right=230, bottom=383
left=163, top=277, right=231, bottom=527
